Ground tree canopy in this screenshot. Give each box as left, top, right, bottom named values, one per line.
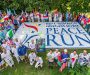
left=0, top=0, right=90, bottom=13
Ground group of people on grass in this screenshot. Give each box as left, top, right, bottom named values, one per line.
left=0, top=9, right=90, bottom=72
left=0, top=42, right=90, bottom=72
left=47, top=49, right=90, bottom=72
left=0, top=38, right=43, bottom=70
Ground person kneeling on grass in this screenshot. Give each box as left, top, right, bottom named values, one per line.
left=11, top=44, right=20, bottom=63
left=53, top=49, right=59, bottom=66
left=68, top=50, right=78, bottom=68
left=28, top=51, right=36, bottom=65
left=57, top=52, right=62, bottom=67
left=59, top=49, right=69, bottom=72
left=78, top=50, right=89, bottom=66
left=47, top=50, right=54, bottom=68
left=35, top=56, right=43, bottom=69
left=1, top=48, right=14, bottom=67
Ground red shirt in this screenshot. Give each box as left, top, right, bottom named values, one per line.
left=57, top=55, right=62, bottom=62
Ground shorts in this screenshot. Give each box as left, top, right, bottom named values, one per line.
left=48, top=61, right=54, bottom=66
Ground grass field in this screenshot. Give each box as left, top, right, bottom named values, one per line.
left=0, top=49, right=90, bottom=75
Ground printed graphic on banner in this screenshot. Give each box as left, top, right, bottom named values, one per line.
left=13, top=22, right=90, bottom=48
left=36, top=38, right=46, bottom=52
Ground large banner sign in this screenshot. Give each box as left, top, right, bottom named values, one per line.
left=13, top=22, right=90, bottom=48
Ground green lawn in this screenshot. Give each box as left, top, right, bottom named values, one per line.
left=0, top=49, right=90, bottom=75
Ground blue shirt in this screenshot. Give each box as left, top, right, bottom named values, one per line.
left=61, top=53, right=69, bottom=63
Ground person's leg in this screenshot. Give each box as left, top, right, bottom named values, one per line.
left=80, top=62, right=84, bottom=66
left=6, top=60, right=13, bottom=67
left=10, top=58, right=14, bottom=66
left=30, top=59, right=34, bottom=65
left=35, top=62, right=39, bottom=68
left=16, top=56, right=20, bottom=63
left=59, top=63, right=66, bottom=72
left=72, top=60, right=76, bottom=68
left=54, top=58, right=58, bottom=66
left=40, top=63, right=43, bottom=68
left=68, top=60, right=71, bottom=68
left=0, top=62, right=1, bottom=69
left=48, top=61, right=53, bottom=68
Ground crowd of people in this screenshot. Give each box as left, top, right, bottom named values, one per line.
left=0, top=42, right=90, bottom=72
left=47, top=49, right=90, bottom=72
left=0, top=9, right=90, bottom=37
left=0, top=9, right=90, bottom=72
left=0, top=38, right=43, bottom=70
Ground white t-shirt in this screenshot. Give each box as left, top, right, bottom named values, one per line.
left=36, top=57, right=43, bottom=64
left=53, top=52, right=59, bottom=58
left=14, top=41, right=20, bottom=48
left=29, top=43, right=35, bottom=50
left=1, top=43, right=7, bottom=48
left=6, top=45, right=11, bottom=51
left=28, top=53, right=36, bottom=60
left=47, top=52, right=54, bottom=62
left=1, top=51, right=12, bottom=61
left=12, top=47, right=19, bottom=57
left=80, top=54, right=89, bottom=60
left=70, top=53, right=78, bottom=59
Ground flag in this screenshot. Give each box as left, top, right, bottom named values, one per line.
left=6, top=29, right=14, bottom=38
left=0, top=23, right=3, bottom=27
left=71, top=58, right=75, bottom=62
left=43, top=16, right=48, bottom=20
left=36, top=12, right=41, bottom=18
left=3, top=15, right=9, bottom=21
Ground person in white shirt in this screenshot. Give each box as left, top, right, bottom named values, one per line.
left=59, top=13, right=62, bottom=22
left=53, top=49, right=59, bottom=63
left=1, top=48, right=14, bottom=67
left=79, top=50, right=89, bottom=66
left=6, top=44, right=12, bottom=53
left=28, top=51, right=36, bottom=65
left=14, top=38, right=20, bottom=48
left=54, top=49, right=59, bottom=58
left=68, top=50, right=78, bottom=68
left=49, top=14, right=52, bottom=22
left=2, top=41, right=11, bottom=55
left=11, top=45, right=20, bottom=63
left=47, top=50, right=54, bottom=68
left=29, top=40, right=35, bottom=50
left=1, top=40, right=7, bottom=49
left=30, top=12, right=34, bottom=22
left=35, top=56, right=43, bottom=69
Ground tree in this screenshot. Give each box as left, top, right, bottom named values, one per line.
left=0, top=0, right=90, bottom=13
